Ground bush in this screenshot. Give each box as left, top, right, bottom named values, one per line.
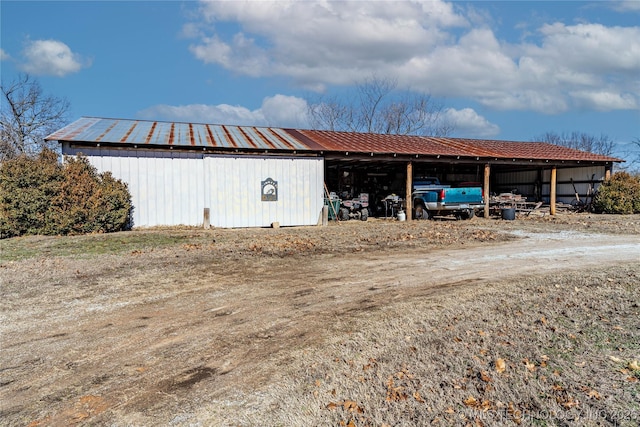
left=592, top=172, right=640, bottom=214
left=0, top=150, right=62, bottom=237
left=0, top=150, right=132, bottom=238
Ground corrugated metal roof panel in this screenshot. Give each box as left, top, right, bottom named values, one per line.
left=46, top=117, right=622, bottom=163
left=47, top=118, right=314, bottom=151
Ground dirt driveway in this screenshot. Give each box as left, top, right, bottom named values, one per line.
left=1, top=215, right=639, bottom=425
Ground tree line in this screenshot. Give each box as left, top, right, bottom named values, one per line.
left=1, top=74, right=637, bottom=238
left=3, top=73, right=635, bottom=162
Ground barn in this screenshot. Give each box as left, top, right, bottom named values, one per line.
left=46, top=117, right=622, bottom=228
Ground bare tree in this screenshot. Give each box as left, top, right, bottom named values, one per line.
left=535, top=131, right=615, bottom=156
left=307, top=95, right=352, bottom=132
left=620, top=137, right=640, bottom=174
left=308, top=75, right=453, bottom=136
left=1, top=74, right=69, bottom=160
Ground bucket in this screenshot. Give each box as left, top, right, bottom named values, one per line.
left=397, top=211, right=406, bottom=221
left=324, top=198, right=340, bottom=220
left=501, top=207, right=516, bottom=220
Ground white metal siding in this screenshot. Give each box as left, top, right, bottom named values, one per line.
left=542, top=166, right=606, bottom=203
left=62, top=144, right=324, bottom=228
left=493, top=165, right=605, bottom=204
left=542, top=166, right=606, bottom=182
left=203, top=155, right=324, bottom=228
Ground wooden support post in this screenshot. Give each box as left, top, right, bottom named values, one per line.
left=550, top=167, right=557, bottom=216
left=483, top=163, right=490, bottom=218
left=203, top=208, right=210, bottom=229
left=406, top=161, right=413, bottom=220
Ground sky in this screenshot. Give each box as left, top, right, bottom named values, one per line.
left=1, top=0, right=639, bottom=164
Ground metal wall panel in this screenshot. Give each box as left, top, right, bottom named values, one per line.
left=494, top=166, right=606, bottom=203
left=493, top=170, right=539, bottom=198
left=62, top=144, right=324, bottom=228
left=541, top=166, right=605, bottom=203
left=204, top=155, right=324, bottom=228
left=495, top=170, right=538, bottom=185
left=541, top=166, right=606, bottom=182
left=62, top=144, right=206, bottom=227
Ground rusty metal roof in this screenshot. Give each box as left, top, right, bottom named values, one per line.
left=46, top=117, right=622, bottom=163
left=295, top=130, right=621, bottom=162
left=46, top=117, right=309, bottom=151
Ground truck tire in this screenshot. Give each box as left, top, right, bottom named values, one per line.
left=360, top=208, right=368, bottom=221
left=339, top=207, right=350, bottom=221
left=414, top=205, right=430, bottom=220
left=460, top=209, right=475, bottom=220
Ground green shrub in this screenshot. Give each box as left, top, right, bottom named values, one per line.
left=90, top=171, right=133, bottom=233
left=0, top=150, right=131, bottom=238
left=0, top=149, right=62, bottom=237
left=592, top=172, right=640, bottom=214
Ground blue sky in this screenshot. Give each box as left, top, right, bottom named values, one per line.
left=1, top=0, right=639, bottom=163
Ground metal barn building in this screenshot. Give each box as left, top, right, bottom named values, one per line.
left=46, top=117, right=622, bottom=228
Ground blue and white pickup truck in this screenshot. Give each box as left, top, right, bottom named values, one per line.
left=412, top=178, right=484, bottom=220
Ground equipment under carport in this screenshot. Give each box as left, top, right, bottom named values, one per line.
left=338, top=193, right=369, bottom=221
left=324, top=194, right=341, bottom=220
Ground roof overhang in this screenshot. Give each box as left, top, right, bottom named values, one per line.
left=48, top=117, right=624, bottom=166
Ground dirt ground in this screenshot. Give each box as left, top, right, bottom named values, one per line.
left=1, top=213, right=639, bottom=426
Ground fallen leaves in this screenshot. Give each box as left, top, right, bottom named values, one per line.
left=385, top=376, right=408, bottom=402
left=507, top=401, right=522, bottom=425
left=343, top=400, right=363, bottom=414
left=609, top=358, right=640, bottom=381
left=328, top=400, right=365, bottom=427
left=181, top=243, right=202, bottom=251
left=539, top=354, right=549, bottom=368
left=523, top=358, right=536, bottom=372
left=587, top=389, right=601, bottom=400
left=463, top=396, right=494, bottom=412
left=464, top=396, right=478, bottom=407
left=326, top=400, right=364, bottom=414
left=552, top=384, right=580, bottom=409
left=307, top=259, right=639, bottom=426
left=470, top=230, right=497, bottom=241
left=247, top=235, right=318, bottom=254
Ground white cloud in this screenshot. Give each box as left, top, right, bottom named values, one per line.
left=184, top=1, right=639, bottom=114
left=20, top=39, right=88, bottom=77
left=189, top=33, right=269, bottom=77
left=260, top=94, right=309, bottom=128
left=442, top=108, right=500, bottom=138
left=137, top=94, right=310, bottom=128
left=137, top=103, right=260, bottom=125
left=570, top=90, right=638, bottom=111
left=534, top=23, right=640, bottom=75
left=0, top=49, right=9, bottom=61
left=187, top=0, right=467, bottom=86
left=610, top=1, right=640, bottom=12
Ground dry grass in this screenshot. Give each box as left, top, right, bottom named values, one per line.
left=1, top=213, right=639, bottom=426
left=232, top=266, right=640, bottom=427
